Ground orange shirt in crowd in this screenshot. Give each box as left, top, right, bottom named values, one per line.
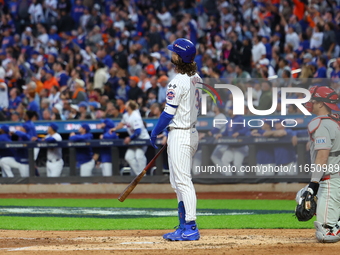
left=292, top=0, right=305, bottom=20
left=35, top=79, right=44, bottom=93
left=119, top=105, right=126, bottom=114
left=43, top=77, right=59, bottom=90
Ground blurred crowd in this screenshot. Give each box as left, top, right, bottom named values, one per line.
left=1, top=0, right=340, bottom=123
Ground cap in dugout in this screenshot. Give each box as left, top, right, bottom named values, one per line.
left=49, top=123, right=59, bottom=132
left=81, top=123, right=90, bottom=133
left=0, top=125, right=9, bottom=133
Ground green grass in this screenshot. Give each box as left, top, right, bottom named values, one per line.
left=0, top=214, right=314, bottom=230
left=0, top=198, right=295, bottom=210
left=0, top=199, right=314, bottom=230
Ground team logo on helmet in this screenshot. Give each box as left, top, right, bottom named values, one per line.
left=174, top=44, right=186, bottom=51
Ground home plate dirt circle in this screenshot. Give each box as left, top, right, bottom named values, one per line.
left=0, top=229, right=338, bottom=255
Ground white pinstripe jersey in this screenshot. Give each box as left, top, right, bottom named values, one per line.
left=165, top=73, right=202, bottom=129
left=122, top=110, right=150, bottom=139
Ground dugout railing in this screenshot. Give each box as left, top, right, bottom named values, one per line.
left=0, top=136, right=311, bottom=184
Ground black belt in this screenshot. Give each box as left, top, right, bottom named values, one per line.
left=48, top=159, right=60, bottom=163
left=329, top=151, right=340, bottom=157
left=167, top=125, right=195, bottom=131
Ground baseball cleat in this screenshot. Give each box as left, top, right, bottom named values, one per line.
left=163, top=226, right=184, bottom=239
left=314, top=221, right=340, bottom=243
left=164, top=222, right=200, bottom=241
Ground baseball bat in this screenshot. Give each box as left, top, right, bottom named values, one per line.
left=118, top=144, right=167, bottom=202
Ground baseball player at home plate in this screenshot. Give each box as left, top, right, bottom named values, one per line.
left=32, top=123, right=63, bottom=177
left=69, top=124, right=95, bottom=177
left=296, top=86, right=340, bottom=243
left=150, top=38, right=202, bottom=241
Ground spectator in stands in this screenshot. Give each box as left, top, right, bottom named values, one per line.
left=257, top=80, right=273, bottom=110
left=0, top=77, right=9, bottom=111
left=105, top=102, right=121, bottom=118
left=48, top=86, right=61, bottom=107
left=52, top=103, right=64, bottom=120
left=116, top=77, right=131, bottom=101
left=6, top=88, right=21, bottom=115
left=128, top=76, right=143, bottom=102
left=157, top=75, right=168, bottom=104
left=146, top=76, right=158, bottom=101
left=235, top=64, right=251, bottom=79
left=138, top=71, right=152, bottom=93
left=314, top=56, right=328, bottom=79
left=26, top=90, right=40, bottom=114
left=69, top=124, right=94, bottom=177
left=310, top=23, right=324, bottom=49
left=128, top=56, right=142, bottom=77
left=78, top=101, right=91, bottom=119
left=69, top=104, right=80, bottom=119
left=93, top=61, right=108, bottom=92
left=43, top=70, right=59, bottom=90
left=72, top=79, right=87, bottom=104
left=252, top=35, right=266, bottom=65
left=54, top=62, right=69, bottom=88
left=42, top=109, right=52, bottom=120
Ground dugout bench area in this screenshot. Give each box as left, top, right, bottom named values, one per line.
left=0, top=135, right=311, bottom=184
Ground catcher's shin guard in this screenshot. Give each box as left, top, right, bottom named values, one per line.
left=314, top=221, right=340, bottom=243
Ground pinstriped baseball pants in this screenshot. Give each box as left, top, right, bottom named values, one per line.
left=167, top=127, right=199, bottom=222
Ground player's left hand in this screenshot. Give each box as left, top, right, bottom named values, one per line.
left=150, top=136, right=158, bottom=149
left=124, top=137, right=131, bottom=144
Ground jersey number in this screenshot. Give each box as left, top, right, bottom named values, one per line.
left=195, top=89, right=200, bottom=110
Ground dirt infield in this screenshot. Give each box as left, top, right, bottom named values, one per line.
left=0, top=191, right=296, bottom=200
left=0, top=229, right=336, bottom=255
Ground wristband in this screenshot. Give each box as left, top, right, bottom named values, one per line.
left=308, top=182, right=319, bottom=195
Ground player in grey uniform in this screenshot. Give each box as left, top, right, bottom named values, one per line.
left=150, top=38, right=201, bottom=241
left=301, top=86, right=340, bottom=242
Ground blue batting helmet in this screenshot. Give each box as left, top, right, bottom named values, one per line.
left=167, top=38, right=196, bottom=63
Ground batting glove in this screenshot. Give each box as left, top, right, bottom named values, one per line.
left=150, top=136, right=158, bottom=149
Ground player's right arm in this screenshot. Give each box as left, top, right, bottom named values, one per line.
left=109, top=122, right=125, bottom=133
left=103, top=132, right=118, bottom=139
left=15, top=131, right=30, bottom=141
